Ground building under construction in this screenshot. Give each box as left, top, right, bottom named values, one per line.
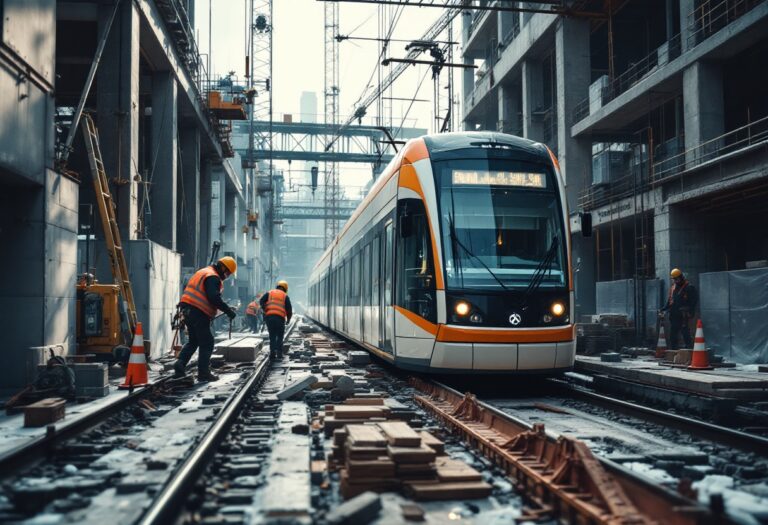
left=462, top=0, right=768, bottom=361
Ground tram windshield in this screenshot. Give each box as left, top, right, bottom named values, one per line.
left=435, top=159, right=567, bottom=290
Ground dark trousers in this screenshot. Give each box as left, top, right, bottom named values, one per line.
left=265, top=314, right=285, bottom=358
left=669, top=317, right=692, bottom=350
left=246, top=315, right=259, bottom=333
left=177, top=307, right=214, bottom=373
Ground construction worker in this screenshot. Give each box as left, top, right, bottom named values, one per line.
left=245, top=297, right=261, bottom=333
left=174, top=257, right=238, bottom=381
left=259, top=281, right=292, bottom=360
left=660, top=268, right=698, bottom=350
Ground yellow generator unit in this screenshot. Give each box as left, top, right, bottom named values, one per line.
left=76, top=275, right=130, bottom=361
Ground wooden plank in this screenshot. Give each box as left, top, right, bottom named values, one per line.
left=333, top=405, right=389, bottom=419
left=347, top=445, right=388, bottom=460
left=378, top=421, right=422, bottom=447
left=388, top=444, right=437, bottom=464
left=435, top=457, right=483, bottom=482
left=405, top=481, right=492, bottom=501
left=346, top=424, right=387, bottom=447
left=346, top=457, right=396, bottom=478
left=343, top=398, right=385, bottom=405
left=419, top=431, right=445, bottom=455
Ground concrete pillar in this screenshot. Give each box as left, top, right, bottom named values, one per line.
left=149, top=72, right=178, bottom=250
left=654, top=206, right=709, bottom=287
left=679, top=0, right=696, bottom=51
left=199, top=159, right=212, bottom=267
left=522, top=60, right=544, bottom=141
left=97, top=0, right=140, bottom=240
left=683, top=61, right=724, bottom=166
left=498, top=84, right=520, bottom=134
left=555, top=18, right=592, bottom=212
left=178, top=126, right=200, bottom=268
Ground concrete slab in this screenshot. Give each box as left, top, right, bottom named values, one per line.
left=576, top=356, right=768, bottom=400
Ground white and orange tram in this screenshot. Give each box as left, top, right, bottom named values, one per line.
left=307, top=132, right=575, bottom=374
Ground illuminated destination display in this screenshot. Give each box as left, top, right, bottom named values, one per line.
left=452, top=170, right=547, bottom=188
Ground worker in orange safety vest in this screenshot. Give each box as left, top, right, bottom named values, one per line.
left=259, top=281, right=292, bottom=360
left=245, top=295, right=263, bottom=333
left=659, top=268, right=698, bottom=350
left=174, top=257, right=238, bottom=381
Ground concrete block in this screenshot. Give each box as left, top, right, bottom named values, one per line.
left=326, top=491, right=382, bottom=524
left=347, top=351, right=370, bottom=366
left=276, top=374, right=319, bottom=400
left=600, top=352, right=621, bottom=362
left=72, top=363, right=108, bottom=396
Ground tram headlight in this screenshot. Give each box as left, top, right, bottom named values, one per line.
left=455, top=301, right=470, bottom=316
left=551, top=301, right=565, bottom=317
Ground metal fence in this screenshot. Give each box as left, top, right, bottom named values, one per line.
left=572, top=35, right=682, bottom=124
left=687, top=0, right=765, bottom=48
left=652, top=114, right=768, bottom=182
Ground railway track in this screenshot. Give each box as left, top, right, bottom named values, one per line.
left=549, top=377, right=768, bottom=455
left=0, top=321, right=296, bottom=524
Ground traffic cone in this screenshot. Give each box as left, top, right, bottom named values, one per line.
left=655, top=325, right=668, bottom=359
left=119, top=322, right=149, bottom=389
left=688, top=320, right=713, bottom=370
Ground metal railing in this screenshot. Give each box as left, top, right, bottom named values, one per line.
left=652, top=114, right=768, bottom=182
left=572, top=35, right=682, bottom=124
left=687, top=0, right=765, bottom=48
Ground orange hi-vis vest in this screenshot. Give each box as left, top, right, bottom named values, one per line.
left=264, top=289, right=287, bottom=318
left=246, top=301, right=259, bottom=316
left=180, top=266, right=222, bottom=318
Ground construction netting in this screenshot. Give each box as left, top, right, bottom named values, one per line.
left=700, top=268, right=768, bottom=364
left=595, top=278, right=663, bottom=332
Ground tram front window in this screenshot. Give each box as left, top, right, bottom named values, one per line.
left=435, top=160, right=567, bottom=291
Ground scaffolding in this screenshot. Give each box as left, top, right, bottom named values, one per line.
left=324, top=1, right=341, bottom=247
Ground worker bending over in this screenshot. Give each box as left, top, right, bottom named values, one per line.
left=259, top=281, right=292, bottom=360
left=245, top=297, right=262, bottom=333
left=660, top=268, right=698, bottom=350
left=174, top=257, right=238, bottom=381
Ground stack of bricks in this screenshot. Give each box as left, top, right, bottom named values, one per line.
left=326, top=403, right=491, bottom=501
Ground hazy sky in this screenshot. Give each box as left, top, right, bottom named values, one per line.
left=195, top=0, right=447, bottom=127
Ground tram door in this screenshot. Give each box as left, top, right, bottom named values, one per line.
left=382, top=221, right=394, bottom=354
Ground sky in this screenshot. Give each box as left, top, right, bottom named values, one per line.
left=194, top=0, right=457, bottom=193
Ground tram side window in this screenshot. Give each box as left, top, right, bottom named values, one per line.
left=396, top=199, right=436, bottom=323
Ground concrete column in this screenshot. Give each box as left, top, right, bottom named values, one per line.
left=148, top=72, right=178, bottom=250
left=654, top=206, right=709, bottom=287
left=199, top=159, right=212, bottom=267
left=178, top=126, right=200, bottom=268
left=555, top=18, right=592, bottom=212
left=683, top=61, right=724, bottom=166
left=97, top=0, right=140, bottom=240
left=522, top=60, right=544, bottom=141
left=679, top=0, right=696, bottom=51
left=498, top=84, right=520, bottom=134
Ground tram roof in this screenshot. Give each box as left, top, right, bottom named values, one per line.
left=422, top=132, right=549, bottom=162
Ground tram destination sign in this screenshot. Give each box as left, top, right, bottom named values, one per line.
left=452, top=170, right=546, bottom=188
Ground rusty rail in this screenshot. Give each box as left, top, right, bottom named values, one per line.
left=411, top=378, right=721, bottom=524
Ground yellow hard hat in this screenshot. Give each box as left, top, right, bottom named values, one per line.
left=218, top=256, right=237, bottom=275
left=670, top=268, right=682, bottom=278
left=276, top=280, right=288, bottom=292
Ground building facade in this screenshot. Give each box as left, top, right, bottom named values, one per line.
left=462, top=0, right=768, bottom=329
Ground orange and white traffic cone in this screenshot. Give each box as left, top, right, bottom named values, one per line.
left=688, top=319, right=713, bottom=370
left=655, top=325, right=668, bottom=359
left=119, top=322, right=149, bottom=389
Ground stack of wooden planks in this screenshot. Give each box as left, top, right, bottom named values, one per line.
left=322, top=398, right=391, bottom=436
left=325, top=400, right=492, bottom=501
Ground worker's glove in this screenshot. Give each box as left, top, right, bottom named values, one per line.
left=226, top=310, right=236, bottom=320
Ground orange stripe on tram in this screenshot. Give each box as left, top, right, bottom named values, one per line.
left=436, top=325, right=574, bottom=344
left=395, top=306, right=438, bottom=336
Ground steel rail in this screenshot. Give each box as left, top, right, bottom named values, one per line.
left=549, top=378, right=768, bottom=455
left=412, top=378, right=726, bottom=525
left=0, top=376, right=173, bottom=476
left=136, top=319, right=297, bottom=525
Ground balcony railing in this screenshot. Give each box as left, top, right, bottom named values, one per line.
left=687, top=0, right=765, bottom=48
left=652, top=114, right=768, bottom=182
left=572, top=35, right=682, bottom=124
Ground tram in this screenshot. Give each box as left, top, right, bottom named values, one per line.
left=307, top=132, right=575, bottom=373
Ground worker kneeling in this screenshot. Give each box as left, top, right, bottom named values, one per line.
left=174, top=257, right=238, bottom=381
left=260, top=281, right=292, bottom=360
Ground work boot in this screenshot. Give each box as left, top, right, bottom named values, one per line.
left=197, top=370, right=219, bottom=382
left=173, top=362, right=187, bottom=379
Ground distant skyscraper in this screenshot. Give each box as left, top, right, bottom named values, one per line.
left=300, top=91, right=318, bottom=123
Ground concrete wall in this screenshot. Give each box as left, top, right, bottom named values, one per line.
left=79, top=240, right=181, bottom=360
